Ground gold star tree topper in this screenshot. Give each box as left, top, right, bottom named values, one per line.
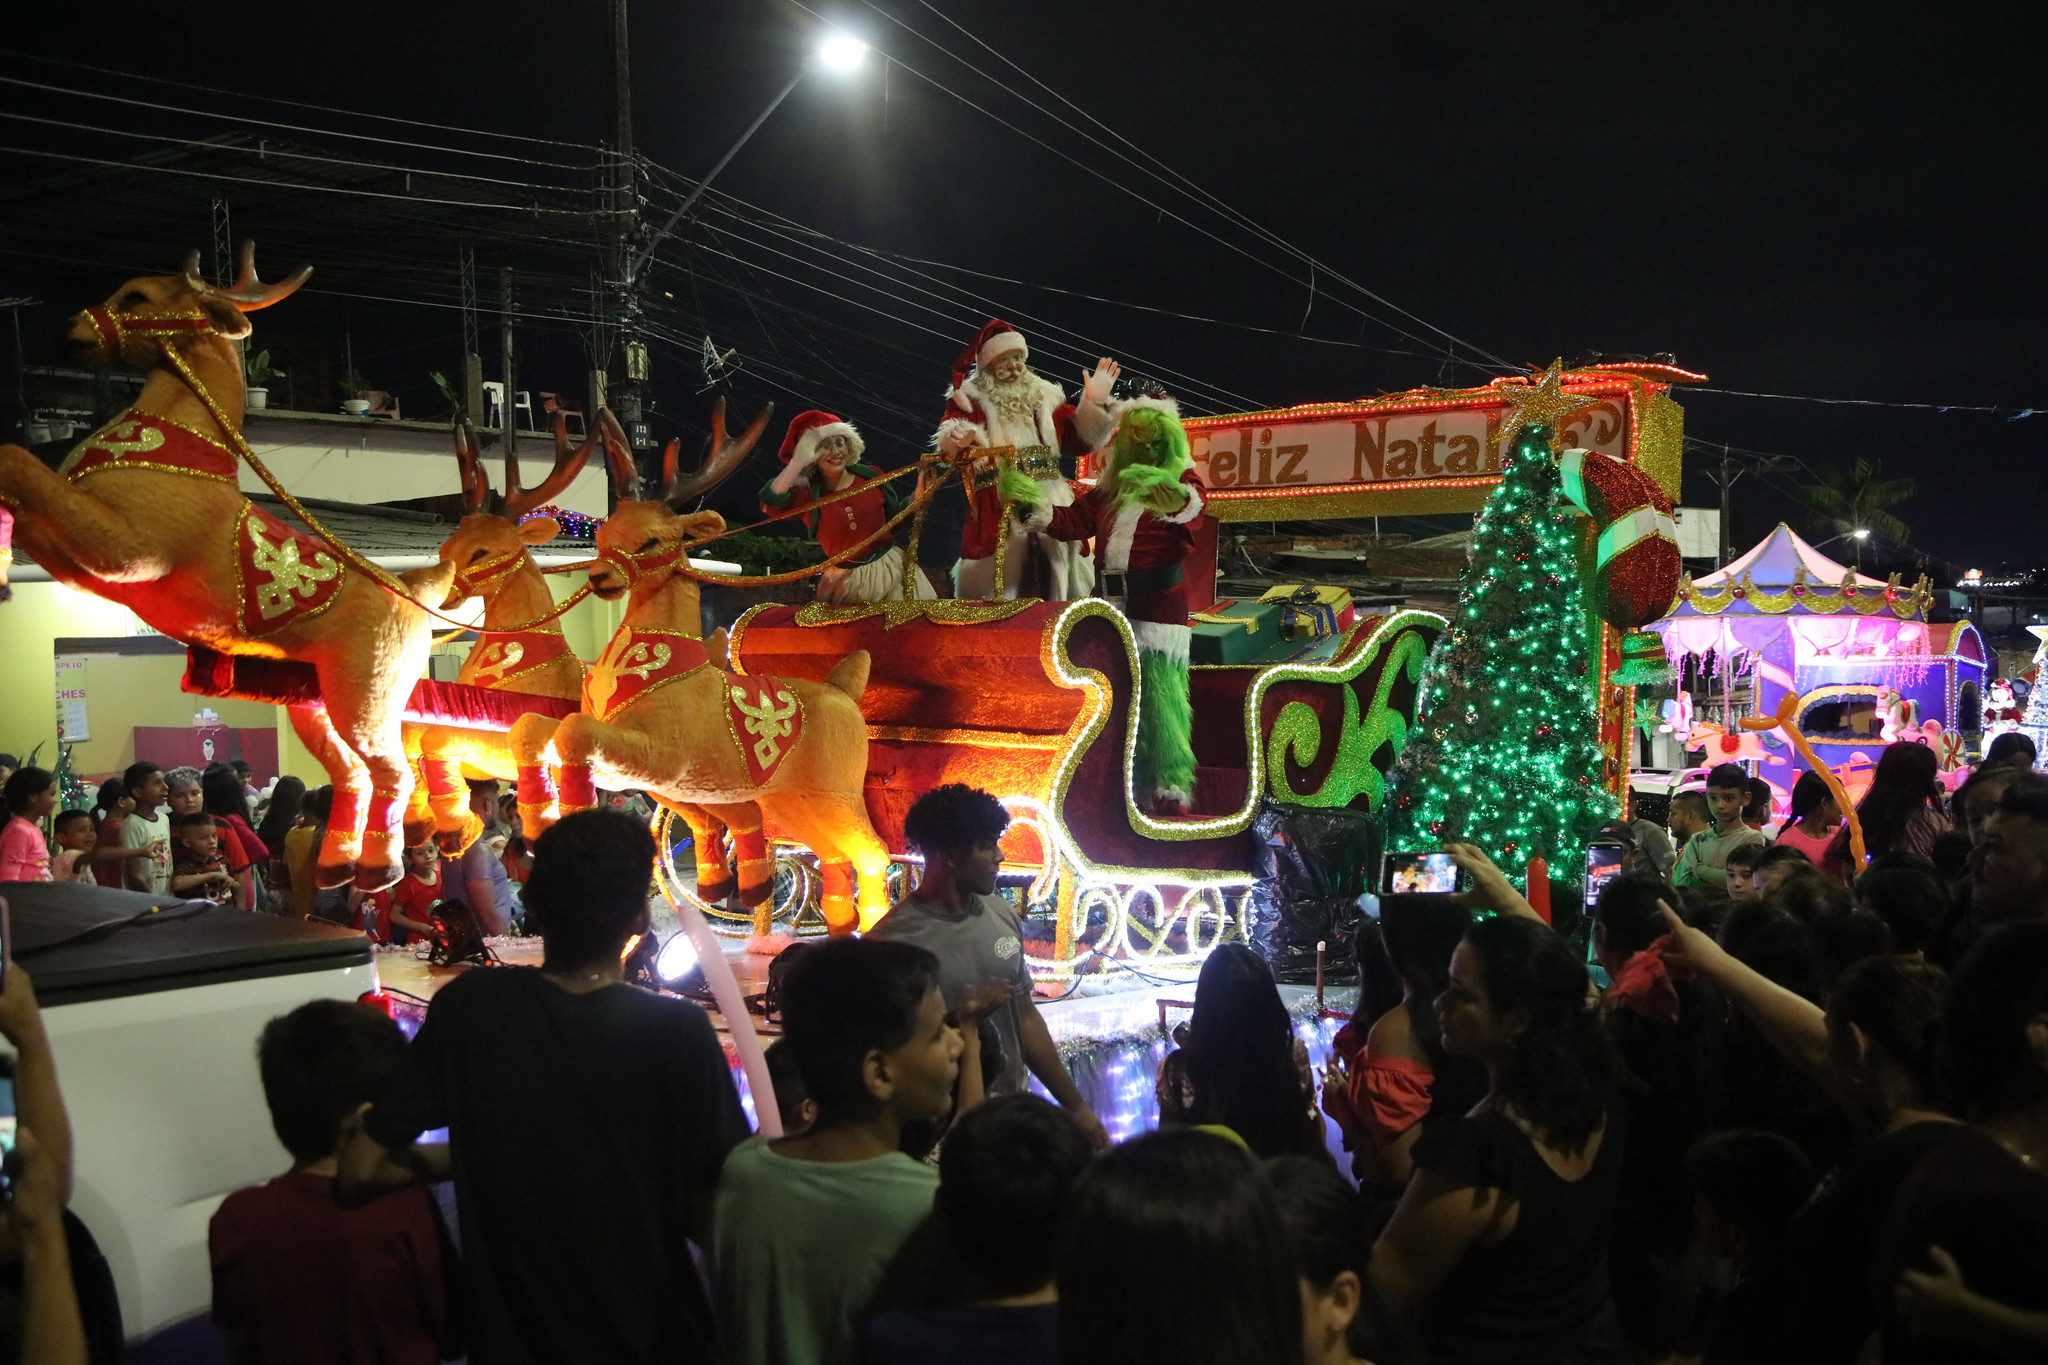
left=1493, top=359, right=1601, bottom=454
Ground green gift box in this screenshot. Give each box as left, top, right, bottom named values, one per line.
left=1190, top=598, right=1286, bottom=665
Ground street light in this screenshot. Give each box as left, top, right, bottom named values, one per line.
left=817, top=35, right=867, bottom=71
left=1851, top=528, right=1871, bottom=541
left=627, top=32, right=869, bottom=284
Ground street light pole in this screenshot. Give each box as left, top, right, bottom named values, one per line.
left=627, top=70, right=807, bottom=285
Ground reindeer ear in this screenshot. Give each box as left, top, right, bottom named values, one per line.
left=677, top=511, right=727, bottom=543
left=518, top=517, right=561, bottom=545
left=202, top=299, right=252, bottom=340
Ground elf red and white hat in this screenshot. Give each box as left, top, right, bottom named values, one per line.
left=778, top=410, right=864, bottom=464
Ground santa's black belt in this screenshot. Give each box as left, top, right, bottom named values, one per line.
left=1095, top=564, right=1183, bottom=599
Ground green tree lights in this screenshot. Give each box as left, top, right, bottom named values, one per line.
left=1386, top=422, right=1617, bottom=874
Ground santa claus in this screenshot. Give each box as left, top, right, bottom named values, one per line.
left=936, top=319, right=1118, bottom=600
left=761, top=410, right=937, bottom=604
left=1006, top=398, right=1205, bottom=815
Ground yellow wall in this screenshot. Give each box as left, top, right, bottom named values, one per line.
left=53, top=654, right=277, bottom=777
left=0, top=582, right=136, bottom=776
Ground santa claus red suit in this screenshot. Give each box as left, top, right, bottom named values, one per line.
left=936, top=320, right=1117, bottom=601
left=760, top=410, right=935, bottom=604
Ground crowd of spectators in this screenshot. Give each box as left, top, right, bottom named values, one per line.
left=8, top=734, right=2048, bottom=1363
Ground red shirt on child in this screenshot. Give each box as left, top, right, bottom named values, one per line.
left=210, top=1171, right=461, bottom=1365
left=368, top=866, right=444, bottom=944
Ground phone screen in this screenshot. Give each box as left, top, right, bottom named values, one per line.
left=1381, top=851, right=1462, bottom=896
left=1585, top=842, right=1627, bottom=898
left=0, top=1061, right=15, bottom=1199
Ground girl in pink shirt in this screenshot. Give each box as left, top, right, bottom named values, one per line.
left=1, top=766, right=58, bottom=882
left=1774, top=769, right=1841, bottom=866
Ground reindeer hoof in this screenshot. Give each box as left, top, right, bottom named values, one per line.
left=401, top=816, right=434, bottom=849
left=436, top=812, right=484, bottom=858
left=354, top=858, right=402, bottom=893
left=314, top=858, right=358, bottom=891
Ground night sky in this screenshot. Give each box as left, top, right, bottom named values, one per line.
left=6, top=0, right=2043, bottom=569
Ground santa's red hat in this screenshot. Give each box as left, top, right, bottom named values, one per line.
left=951, top=320, right=1029, bottom=403
left=778, top=410, right=864, bottom=464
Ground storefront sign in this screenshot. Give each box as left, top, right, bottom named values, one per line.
left=54, top=655, right=90, bottom=742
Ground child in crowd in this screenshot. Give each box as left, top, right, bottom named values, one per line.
left=864, top=1094, right=1091, bottom=1365
left=1744, top=778, right=1779, bottom=836
left=361, top=844, right=444, bottom=946
left=92, top=776, right=144, bottom=888
left=210, top=999, right=460, bottom=1365
left=171, top=812, right=237, bottom=905
left=1773, top=770, right=1840, bottom=865
left=50, top=810, right=98, bottom=883
left=1673, top=764, right=1767, bottom=890
left=1689, top=1129, right=1817, bottom=1365
left=1725, top=844, right=1763, bottom=900
left=714, top=937, right=962, bottom=1365
left=120, top=761, right=173, bottom=895
left=1, top=766, right=57, bottom=881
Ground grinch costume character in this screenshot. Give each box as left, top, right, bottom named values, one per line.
left=1007, top=401, right=1204, bottom=814
left=935, top=319, right=1118, bottom=601
left=761, top=409, right=936, bottom=604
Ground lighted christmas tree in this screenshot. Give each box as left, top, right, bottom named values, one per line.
left=1385, top=395, right=1617, bottom=874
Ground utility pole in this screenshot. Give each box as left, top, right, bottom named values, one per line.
left=501, top=267, right=518, bottom=463
left=603, top=0, right=652, bottom=489
left=1719, top=444, right=1732, bottom=564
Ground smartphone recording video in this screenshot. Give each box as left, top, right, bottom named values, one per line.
left=1585, top=841, right=1627, bottom=899
left=1381, top=851, right=1462, bottom=896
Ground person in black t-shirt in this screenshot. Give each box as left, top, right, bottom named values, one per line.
left=339, top=809, right=749, bottom=1365
left=1688, top=1129, right=1817, bottom=1365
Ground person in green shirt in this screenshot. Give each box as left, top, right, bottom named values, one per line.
left=1672, top=763, right=1767, bottom=891
left=713, top=938, right=964, bottom=1365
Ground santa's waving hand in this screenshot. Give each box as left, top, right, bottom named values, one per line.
left=938, top=320, right=1117, bottom=601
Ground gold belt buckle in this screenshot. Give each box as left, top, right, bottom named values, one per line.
left=1013, top=445, right=1059, bottom=478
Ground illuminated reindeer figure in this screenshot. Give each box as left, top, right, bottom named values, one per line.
left=0, top=245, right=451, bottom=889
left=403, top=412, right=608, bottom=851
left=515, top=401, right=892, bottom=936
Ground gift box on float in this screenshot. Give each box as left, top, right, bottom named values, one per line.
left=1190, top=598, right=1287, bottom=665
left=1259, top=584, right=1355, bottom=641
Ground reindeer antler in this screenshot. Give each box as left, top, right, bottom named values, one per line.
left=505, top=411, right=604, bottom=520
left=665, top=399, right=774, bottom=509
left=595, top=409, right=639, bottom=504
left=453, top=418, right=491, bottom=515
left=181, top=241, right=312, bottom=312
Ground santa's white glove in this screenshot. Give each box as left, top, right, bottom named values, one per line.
left=1082, top=357, right=1121, bottom=406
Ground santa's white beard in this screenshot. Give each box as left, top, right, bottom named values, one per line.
left=980, top=365, right=1044, bottom=428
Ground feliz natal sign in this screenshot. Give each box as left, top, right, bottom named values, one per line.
left=1179, top=364, right=1697, bottom=522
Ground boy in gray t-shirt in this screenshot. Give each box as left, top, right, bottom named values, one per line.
left=867, top=784, right=1108, bottom=1148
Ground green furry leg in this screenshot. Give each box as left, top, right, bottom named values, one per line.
left=1136, top=647, right=1197, bottom=806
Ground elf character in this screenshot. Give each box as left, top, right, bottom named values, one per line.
left=934, top=319, right=1119, bottom=601
left=1005, top=400, right=1204, bottom=815
left=761, top=409, right=937, bottom=604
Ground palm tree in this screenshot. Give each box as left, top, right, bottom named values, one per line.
left=1798, top=458, right=1916, bottom=567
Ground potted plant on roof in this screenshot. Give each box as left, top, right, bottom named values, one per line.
left=338, top=367, right=372, bottom=417
left=244, top=349, right=284, bottom=410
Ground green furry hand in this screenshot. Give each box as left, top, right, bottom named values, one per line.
left=997, top=466, right=1046, bottom=506
left=1113, top=461, right=1190, bottom=516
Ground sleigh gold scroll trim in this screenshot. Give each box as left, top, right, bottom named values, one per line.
left=792, top=599, right=1041, bottom=629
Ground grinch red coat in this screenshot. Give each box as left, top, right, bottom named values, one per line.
left=1030, top=470, right=1206, bottom=654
